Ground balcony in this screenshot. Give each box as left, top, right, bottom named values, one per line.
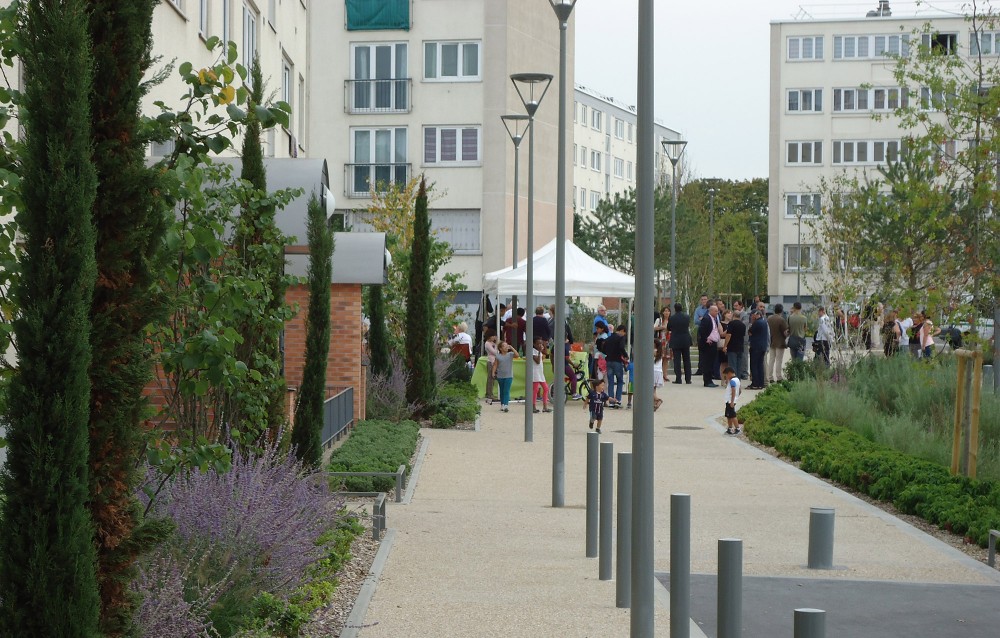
left=345, top=163, right=411, bottom=198
left=346, top=78, right=411, bottom=114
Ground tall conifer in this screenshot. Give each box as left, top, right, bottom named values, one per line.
left=0, top=0, right=101, bottom=634
left=405, top=179, right=436, bottom=409
left=367, top=284, right=391, bottom=378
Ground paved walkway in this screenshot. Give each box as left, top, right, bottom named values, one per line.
left=356, top=383, right=1000, bottom=637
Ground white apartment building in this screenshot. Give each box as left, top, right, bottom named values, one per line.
left=769, top=1, right=967, bottom=305
left=573, top=85, right=680, bottom=217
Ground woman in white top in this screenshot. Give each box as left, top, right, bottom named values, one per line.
left=917, top=311, right=941, bottom=359
left=484, top=334, right=499, bottom=402
left=813, top=306, right=834, bottom=366
left=447, top=321, right=473, bottom=362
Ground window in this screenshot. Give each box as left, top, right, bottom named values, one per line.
left=282, top=58, right=293, bottom=131
left=971, top=31, right=1000, bottom=56
left=833, top=35, right=871, bottom=59
left=580, top=188, right=586, bottom=209
left=222, top=0, right=231, bottom=45
left=785, top=193, right=821, bottom=217
left=919, top=86, right=951, bottom=111
left=268, top=0, right=276, bottom=26
left=787, top=88, right=823, bottom=112
left=424, top=41, right=480, bottom=81
left=242, top=4, right=258, bottom=74
left=351, top=43, right=408, bottom=113
left=627, top=161, right=633, bottom=180
left=591, top=109, right=602, bottom=131
left=786, top=141, right=823, bottom=165
left=199, top=0, right=209, bottom=36
left=872, top=87, right=907, bottom=111
left=627, top=123, right=633, bottom=142
left=429, top=210, right=481, bottom=255
left=787, top=35, right=824, bottom=60
left=921, top=32, right=958, bottom=55
left=423, top=126, right=480, bottom=165
left=833, top=87, right=868, bottom=112
left=580, top=103, right=587, bottom=123
left=573, top=144, right=577, bottom=165
left=590, top=191, right=601, bottom=211
left=349, top=127, right=408, bottom=197
left=590, top=150, right=601, bottom=172
left=613, top=157, right=624, bottom=178
left=614, top=118, right=625, bottom=139
left=874, top=34, right=909, bottom=57
left=832, top=140, right=900, bottom=165
left=579, top=146, right=587, bottom=166
left=784, top=245, right=818, bottom=271
left=574, top=102, right=578, bottom=123
left=297, top=75, right=305, bottom=140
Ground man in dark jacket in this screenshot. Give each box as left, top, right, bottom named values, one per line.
left=748, top=310, right=769, bottom=389
left=667, top=302, right=693, bottom=384
left=697, top=305, right=720, bottom=387
left=598, top=324, right=628, bottom=405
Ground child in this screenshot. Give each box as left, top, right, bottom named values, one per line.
left=625, top=360, right=634, bottom=409
left=584, top=378, right=618, bottom=434
left=723, top=366, right=741, bottom=435
left=493, top=341, right=518, bottom=413
left=531, top=337, right=551, bottom=414
left=653, top=339, right=664, bottom=411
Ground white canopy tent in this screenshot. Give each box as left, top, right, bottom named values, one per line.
left=483, top=239, right=634, bottom=298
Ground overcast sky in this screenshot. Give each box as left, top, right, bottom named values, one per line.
left=574, top=0, right=968, bottom=181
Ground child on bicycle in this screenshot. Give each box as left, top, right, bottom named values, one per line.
left=584, top=378, right=618, bottom=434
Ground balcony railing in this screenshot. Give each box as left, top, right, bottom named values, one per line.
left=345, top=78, right=412, bottom=113
left=345, top=163, right=411, bottom=198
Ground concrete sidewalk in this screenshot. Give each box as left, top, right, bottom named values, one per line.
left=356, top=383, right=1000, bottom=637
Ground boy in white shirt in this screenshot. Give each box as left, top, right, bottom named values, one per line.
left=723, top=366, right=741, bottom=435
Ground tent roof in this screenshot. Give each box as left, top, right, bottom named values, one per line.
left=483, top=239, right=634, bottom=298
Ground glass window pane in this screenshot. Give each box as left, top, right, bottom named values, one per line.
left=463, top=43, right=478, bottom=76
left=354, top=130, right=370, bottom=163
left=396, top=43, right=407, bottom=77
left=787, top=143, right=799, bottom=163
left=834, top=36, right=843, bottom=58
left=815, top=142, right=822, bottom=163
left=788, top=91, right=799, bottom=111
left=375, top=45, right=391, bottom=79
left=802, top=143, right=812, bottom=163
left=845, top=90, right=855, bottom=110
left=874, top=142, right=884, bottom=162
left=874, top=89, right=885, bottom=109
left=844, top=143, right=854, bottom=162
left=814, top=89, right=822, bottom=111
left=833, top=142, right=841, bottom=164
left=858, top=36, right=869, bottom=57
left=845, top=37, right=855, bottom=57
left=424, top=128, right=436, bottom=163
left=440, top=128, right=456, bottom=161
left=803, top=37, right=813, bottom=58
left=442, top=44, right=459, bottom=76
left=802, top=91, right=812, bottom=111
left=815, top=36, right=824, bottom=58
left=789, top=38, right=800, bottom=59
left=355, top=46, right=371, bottom=79
left=834, top=89, right=842, bottom=111
left=425, top=42, right=437, bottom=78
left=394, top=129, right=407, bottom=163
left=876, top=35, right=886, bottom=55
left=858, top=90, right=868, bottom=110
left=375, top=129, right=391, bottom=163
left=462, top=128, right=478, bottom=161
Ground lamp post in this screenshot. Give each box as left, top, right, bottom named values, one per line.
left=708, top=187, right=716, bottom=297
left=548, top=0, right=577, bottom=509
left=511, top=72, right=551, bottom=444
left=501, top=114, right=530, bottom=326
left=661, top=139, right=687, bottom=301
left=795, top=203, right=805, bottom=305
left=750, top=220, right=762, bottom=299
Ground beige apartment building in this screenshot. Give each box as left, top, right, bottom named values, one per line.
left=573, top=85, right=680, bottom=217
left=769, top=1, right=967, bottom=305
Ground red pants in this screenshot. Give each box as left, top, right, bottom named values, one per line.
left=532, top=381, right=550, bottom=406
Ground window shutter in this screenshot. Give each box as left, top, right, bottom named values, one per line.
left=441, top=128, right=457, bottom=161
left=424, top=128, right=437, bottom=164
left=462, top=128, right=478, bottom=161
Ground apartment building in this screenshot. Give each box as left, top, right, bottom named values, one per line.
left=573, top=85, right=681, bottom=217
left=769, top=1, right=967, bottom=305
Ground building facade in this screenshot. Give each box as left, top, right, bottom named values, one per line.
left=573, top=85, right=681, bottom=217
left=769, top=2, right=966, bottom=305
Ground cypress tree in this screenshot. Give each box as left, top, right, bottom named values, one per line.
left=405, top=178, right=436, bottom=409
left=0, top=0, right=101, bottom=635
left=235, top=55, right=288, bottom=438
left=293, top=193, right=334, bottom=467
left=86, top=1, right=170, bottom=633
left=367, top=284, right=391, bottom=378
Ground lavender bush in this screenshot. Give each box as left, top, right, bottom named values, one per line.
left=136, top=445, right=343, bottom=637
left=133, top=555, right=224, bottom=638
left=366, top=354, right=421, bottom=421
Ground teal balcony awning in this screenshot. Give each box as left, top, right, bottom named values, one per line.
left=346, top=0, right=410, bottom=31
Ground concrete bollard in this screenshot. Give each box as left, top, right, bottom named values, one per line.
left=670, top=493, right=691, bottom=638
left=586, top=432, right=599, bottom=558
left=599, top=441, right=614, bottom=580
left=807, top=507, right=835, bottom=569
left=717, top=538, right=743, bottom=638
left=794, top=608, right=826, bottom=638
left=616, top=453, right=632, bottom=608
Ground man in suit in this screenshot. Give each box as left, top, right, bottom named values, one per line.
left=667, top=302, right=693, bottom=384
left=748, top=310, right=769, bottom=389
left=698, top=305, right=721, bottom=387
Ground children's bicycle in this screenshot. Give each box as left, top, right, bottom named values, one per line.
left=549, top=359, right=591, bottom=403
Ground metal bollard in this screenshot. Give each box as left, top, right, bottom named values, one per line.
left=718, top=538, right=743, bottom=638
left=794, top=608, right=826, bottom=638
left=586, top=432, right=599, bottom=558
left=988, top=529, right=1000, bottom=567
left=670, top=494, right=691, bottom=638
left=616, top=453, right=633, bottom=608
left=807, top=507, right=835, bottom=569
left=599, top=441, right=614, bottom=581
left=395, top=465, right=405, bottom=503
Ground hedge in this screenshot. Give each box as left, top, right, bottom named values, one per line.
left=740, top=385, right=1000, bottom=547
left=327, top=420, right=421, bottom=492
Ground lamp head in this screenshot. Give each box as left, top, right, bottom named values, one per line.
left=660, top=139, right=688, bottom=165
left=500, top=114, right=530, bottom=148
left=549, top=0, right=578, bottom=23
left=511, top=72, right=553, bottom=118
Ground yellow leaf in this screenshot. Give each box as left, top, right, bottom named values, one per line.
left=219, top=85, right=236, bottom=105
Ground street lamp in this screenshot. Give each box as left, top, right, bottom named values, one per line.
left=511, top=72, right=552, bottom=445
left=548, top=0, right=577, bottom=509
left=750, top=220, right=762, bottom=300
left=794, top=203, right=806, bottom=305
left=501, top=114, right=530, bottom=327
left=708, top=187, right=716, bottom=297
left=661, top=139, right=687, bottom=301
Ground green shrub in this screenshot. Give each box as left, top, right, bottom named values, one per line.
left=328, top=420, right=421, bottom=492
left=432, top=381, right=480, bottom=424
left=247, top=592, right=309, bottom=637
left=431, top=413, right=455, bottom=429
left=442, top=354, right=474, bottom=383
left=740, top=385, right=1000, bottom=546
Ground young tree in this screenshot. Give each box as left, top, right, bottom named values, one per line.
left=366, top=283, right=392, bottom=378
left=0, top=0, right=101, bottom=634
left=405, top=178, right=436, bottom=410
left=86, top=1, right=173, bottom=632
left=293, top=193, right=334, bottom=467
